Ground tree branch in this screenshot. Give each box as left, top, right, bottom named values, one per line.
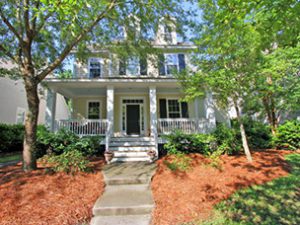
left=0, top=43, right=18, bottom=63
left=0, top=8, right=23, bottom=42
left=36, top=0, right=117, bottom=82
left=24, top=0, right=32, bottom=39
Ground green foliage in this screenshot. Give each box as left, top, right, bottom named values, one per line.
left=164, top=152, right=192, bottom=172
left=163, top=130, right=217, bottom=155
left=231, top=118, right=273, bottom=149
left=37, top=128, right=102, bottom=157
left=210, top=153, right=300, bottom=225
left=41, top=150, right=90, bottom=174
left=273, top=120, right=300, bottom=150
left=0, top=124, right=24, bottom=153
left=213, top=123, right=241, bottom=155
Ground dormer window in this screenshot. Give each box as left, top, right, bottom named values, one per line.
left=163, top=24, right=173, bottom=43
left=89, top=58, right=101, bottom=78
left=158, top=54, right=186, bottom=76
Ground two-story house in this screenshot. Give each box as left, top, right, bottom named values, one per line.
left=44, top=18, right=230, bottom=162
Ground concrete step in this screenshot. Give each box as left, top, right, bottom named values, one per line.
left=109, top=142, right=155, bottom=147
left=103, top=162, right=156, bottom=185
left=91, top=214, right=151, bottom=225
left=113, top=151, right=149, bottom=157
left=93, top=184, right=154, bottom=216
left=111, top=157, right=150, bottom=163
left=111, top=137, right=154, bottom=142
left=109, top=146, right=155, bottom=151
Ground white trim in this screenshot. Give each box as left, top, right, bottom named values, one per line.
left=86, top=100, right=102, bottom=119
left=119, top=96, right=147, bottom=135
left=88, top=57, right=103, bottom=78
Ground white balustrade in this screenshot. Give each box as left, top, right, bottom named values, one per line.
left=56, top=119, right=107, bottom=136
left=157, top=118, right=209, bottom=134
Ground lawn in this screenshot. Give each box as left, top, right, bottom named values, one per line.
left=0, top=153, right=22, bottom=164
left=200, top=153, right=300, bottom=225
left=0, top=157, right=105, bottom=225
left=151, top=150, right=295, bottom=225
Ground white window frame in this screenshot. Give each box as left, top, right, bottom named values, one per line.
left=164, top=54, right=179, bottom=76
left=166, top=98, right=182, bottom=118
left=86, top=100, right=101, bottom=119
left=88, top=58, right=102, bottom=78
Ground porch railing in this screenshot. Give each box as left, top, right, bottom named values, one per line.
left=56, top=119, right=107, bottom=136
left=157, top=118, right=209, bottom=135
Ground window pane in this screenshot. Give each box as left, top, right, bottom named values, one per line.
left=89, top=58, right=101, bottom=78
left=165, top=54, right=178, bottom=75
left=168, top=99, right=181, bottom=118
left=127, top=57, right=139, bottom=75
left=88, top=102, right=100, bottom=119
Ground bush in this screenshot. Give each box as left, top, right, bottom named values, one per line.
left=273, top=120, right=300, bottom=150
left=41, top=150, right=90, bottom=174
left=163, top=130, right=216, bottom=155
left=213, top=123, right=241, bottom=155
left=232, top=118, right=272, bottom=149
left=0, top=124, right=24, bottom=154
left=163, top=152, right=192, bottom=172
left=36, top=128, right=102, bottom=157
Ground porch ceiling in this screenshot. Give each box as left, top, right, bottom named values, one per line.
left=44, top=78, right=182, bottom=97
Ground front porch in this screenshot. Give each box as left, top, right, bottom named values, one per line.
left=44, top=78, right=223, bottom=160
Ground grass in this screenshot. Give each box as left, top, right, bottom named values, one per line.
left=194, top=153, right=300, bottom=225
left=0, top=153, right=22, bottom=163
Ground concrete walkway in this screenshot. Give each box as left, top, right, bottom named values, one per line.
left=0, top=160, right=20, bottom=168
left=91, top=162, right=157, bottom=225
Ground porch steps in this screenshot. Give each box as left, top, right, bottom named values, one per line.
left=109, top=137, right=157, bottom=162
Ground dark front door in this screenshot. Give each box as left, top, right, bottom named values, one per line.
left=126, top=105, right=140, bottom=135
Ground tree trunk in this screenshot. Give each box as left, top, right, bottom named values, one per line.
left=234, top=100, right=253, bottom=162
left=23, top=76, right=39, bottom=171
left=262, top=95, right=277, bottom=135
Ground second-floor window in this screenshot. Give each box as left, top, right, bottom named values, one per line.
left=89, top=58, right=101, bottom=78
left=159, top=54, right=186, bottom=76
left=119, top=56, right=148, bottom=76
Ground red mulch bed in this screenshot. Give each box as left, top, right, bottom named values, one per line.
left=151, top=150, right=293, bottom=225
left=0, top=158, right=105, bottom=225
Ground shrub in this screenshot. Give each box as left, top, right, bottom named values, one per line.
left=213, top=123, right=241, bottom=155
left=0, top=124, right=24, bottom=154
left=273, top=120, right=300, bottom=150
left=36, top=128, right=102, bottom=157
left=41, top=150, right=90, bottom=174
left=163, top=130, right=216, bottom=155
left=231, top=118, right=272, bottom=149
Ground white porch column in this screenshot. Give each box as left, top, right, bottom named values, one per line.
left=204, top=91, right=216, bottom=132
left=149, top=86, right=158, bottom=154
left=106, top=85, right=114, bottom=151
left=45, top=89, right=57, bottom=132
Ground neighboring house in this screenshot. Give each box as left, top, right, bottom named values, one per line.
left=44, top=18, right=230, bottom=162
left=0, top=61, right=69, bottom=125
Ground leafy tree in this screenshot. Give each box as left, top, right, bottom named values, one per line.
left=179, top=0, right=300, bottom=161
left=0, top=0, right=189, bottom=171
left=246, top=46, right=300, bottom=134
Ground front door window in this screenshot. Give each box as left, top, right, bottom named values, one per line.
left=88, top=101, right=100, bottom=119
